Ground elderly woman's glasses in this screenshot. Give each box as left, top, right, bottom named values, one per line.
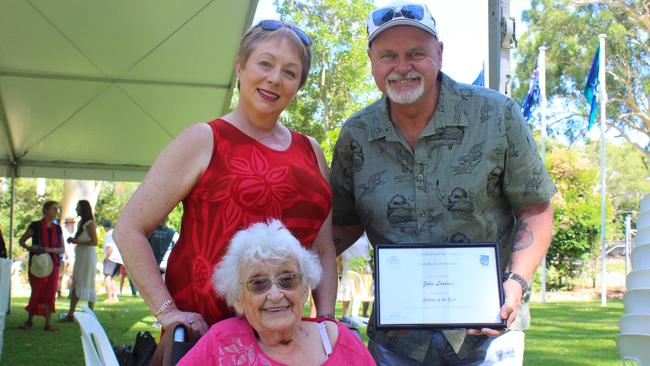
left=259, top=20, right=312, bottom=47
left=371, top=4, right=425, bottom=26
left=242, top=272, right=303, bottom=294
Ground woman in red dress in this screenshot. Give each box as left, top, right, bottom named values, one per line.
left=18, top=200, right=64, bottom=332
left=115, top=19, right=336, bottom=350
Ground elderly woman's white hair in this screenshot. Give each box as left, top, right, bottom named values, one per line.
left=212, top=219, right=322, bottom=307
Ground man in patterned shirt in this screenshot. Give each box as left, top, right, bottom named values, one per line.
left=330, top=2, right=556, bottom=365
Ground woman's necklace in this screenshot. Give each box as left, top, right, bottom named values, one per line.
left=255, top=134, right=275, bottom=141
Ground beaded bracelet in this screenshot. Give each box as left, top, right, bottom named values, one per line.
left=318, top=314, right=336, bottom=319
left=154, top=299, right=175, bottom=318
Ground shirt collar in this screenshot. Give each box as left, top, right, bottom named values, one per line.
left=367, top=72, right=469, bottom=142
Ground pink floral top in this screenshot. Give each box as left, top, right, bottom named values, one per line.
left=178, top=317, right=376, bottom=366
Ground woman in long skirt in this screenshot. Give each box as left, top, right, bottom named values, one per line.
left=18, top=201, right=64, bottom=331
left=60, top=200, right=98, bottom=322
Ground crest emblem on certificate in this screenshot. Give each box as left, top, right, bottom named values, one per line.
left=386, top=256, right=400, bottom=268
left=480, top=255, right=489, bottom=266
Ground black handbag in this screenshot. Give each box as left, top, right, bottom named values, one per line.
left=113, top=344, right=132, bottom=366
left=128, top=331, right=157, bottom=366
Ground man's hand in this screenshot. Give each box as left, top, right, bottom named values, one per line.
left=467, top=279, right=523, bottom=336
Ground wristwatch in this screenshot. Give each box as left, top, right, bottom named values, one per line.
left=503, top=271, right=530, bottom=298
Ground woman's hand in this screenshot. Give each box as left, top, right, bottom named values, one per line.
left=157, top=308, right=209, bottom=338
left=67, top=237, right=77, bottom=244
left=29, top=245, right=44, bottom=254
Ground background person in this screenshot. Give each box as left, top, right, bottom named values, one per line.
left=18, top=201, right=64, bottom=332
left=0, top=227, right=7, bottom=258
left=115, top=20, right=337, bottom=362
left=146, top=217, right=176, bottom=270
left=60, top=200, right=98, bottom=322
left=57, top=221, right=75, bottom=299
left=178, top=220, right=375, bottom=365
left=101, top=220, right=120, bottom=303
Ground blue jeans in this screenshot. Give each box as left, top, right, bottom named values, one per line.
left=369, top=330, right=525, bottom=365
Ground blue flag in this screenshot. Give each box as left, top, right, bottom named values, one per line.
left=472, top=69, right=484, bottom=87
left=583, top=45, right=600, bottom=130
left=521, top=66, right=540, bottom=120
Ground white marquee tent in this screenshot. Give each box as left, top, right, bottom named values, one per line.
left=0, top=0, right=258, bottom=182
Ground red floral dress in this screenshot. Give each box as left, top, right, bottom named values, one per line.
left=165, top=119, right=332, bottom=325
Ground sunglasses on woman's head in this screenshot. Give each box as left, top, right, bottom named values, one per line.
left=371, top=4, right=426, bottom=26
left=259, top=20, right=312, bottom=47
left=242, top=272, right=303, bottom=294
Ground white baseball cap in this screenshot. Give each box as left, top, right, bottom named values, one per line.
left=367, top=2, right=438, bottom=44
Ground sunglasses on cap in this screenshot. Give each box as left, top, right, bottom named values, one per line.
left=241, top=272, right=303, bottom=294
left=371, top=4, right=425, bottom=26
left=367, top=3, right=438, bottom=43
left=259, top=20, right=312, bottom=47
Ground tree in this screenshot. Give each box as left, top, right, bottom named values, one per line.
left=274, top=0, right=379, bottom=142
left=515, top=0, right=649, bottom=158
left=584, top=140, right=650, bottom=235
left=545, top=142, right=603, bottom=289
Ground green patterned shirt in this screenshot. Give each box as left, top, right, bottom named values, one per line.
left=330, top=73, right=556, bottom=362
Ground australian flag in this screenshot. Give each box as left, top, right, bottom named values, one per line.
left=583, top=45, right=600, bottom=130
left=521, top=66, right=540, bottom=121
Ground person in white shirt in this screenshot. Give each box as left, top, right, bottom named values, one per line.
left=101, top=220, right=121, bottom=303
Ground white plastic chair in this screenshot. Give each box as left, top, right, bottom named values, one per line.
left=627, top=269, right=650, bottom=290
left=636, top=228, right=650, bottom=248
left=73, top=311, right=119, bottom=366
left=637, top=212, right=650, bottom=233
left=0, top=258, right=11, bottom=314
left=619, top=314, right=650, bottom=336
left=0, top=313, right=5, bottom=362
left=641, top=194, right=650, bottom=212
left=624, top=289, right=650, bottom=315
left=0, top=258, right=10, bottom=363
left=80, top=304, right=98, bottom=319
left=345, top=270, right=375, bottom=318
left=0, top=258, right=10, bottom=362
left=617, top=334, right=650, bottom=365
left=632, top=244, right=650, bottom=271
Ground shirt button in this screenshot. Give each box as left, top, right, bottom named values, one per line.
left=417, top=174, right=424, bottom=181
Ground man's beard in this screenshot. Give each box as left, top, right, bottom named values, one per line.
left=385, top=71, right=424, bottom=104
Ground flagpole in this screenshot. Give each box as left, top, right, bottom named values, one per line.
left=599, top=33, right=608, bottom=307
left=538, top=46, right=548, bottom=303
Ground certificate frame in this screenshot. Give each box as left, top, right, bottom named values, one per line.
left=374, top=243, right=506, bottom=329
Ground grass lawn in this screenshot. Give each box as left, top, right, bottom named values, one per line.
left=2, top=295, right=154, bottom=366
left=1, top=297, right=622, bottom=365
left=525, top=300, right=624, bottom=366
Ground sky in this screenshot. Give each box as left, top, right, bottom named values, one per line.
left=253, top=0, right=531, bottom=84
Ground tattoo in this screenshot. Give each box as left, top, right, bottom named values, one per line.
left=512, top=220, right=534, bottom=253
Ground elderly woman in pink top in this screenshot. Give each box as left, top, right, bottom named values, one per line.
left=178, top=220, right=375, bottom=366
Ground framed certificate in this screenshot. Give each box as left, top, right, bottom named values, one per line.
left=374, top=243, right=506, bottom=329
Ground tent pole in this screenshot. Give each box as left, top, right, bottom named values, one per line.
left=8, top=163, right=16, bottom=259
left=6, top=163, right=16, bottom=315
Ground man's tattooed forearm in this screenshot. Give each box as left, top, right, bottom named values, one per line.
left=512, top=220, right=534, bottom=253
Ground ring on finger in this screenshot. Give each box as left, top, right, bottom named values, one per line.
left=188, top=320, right=194, bottom=325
